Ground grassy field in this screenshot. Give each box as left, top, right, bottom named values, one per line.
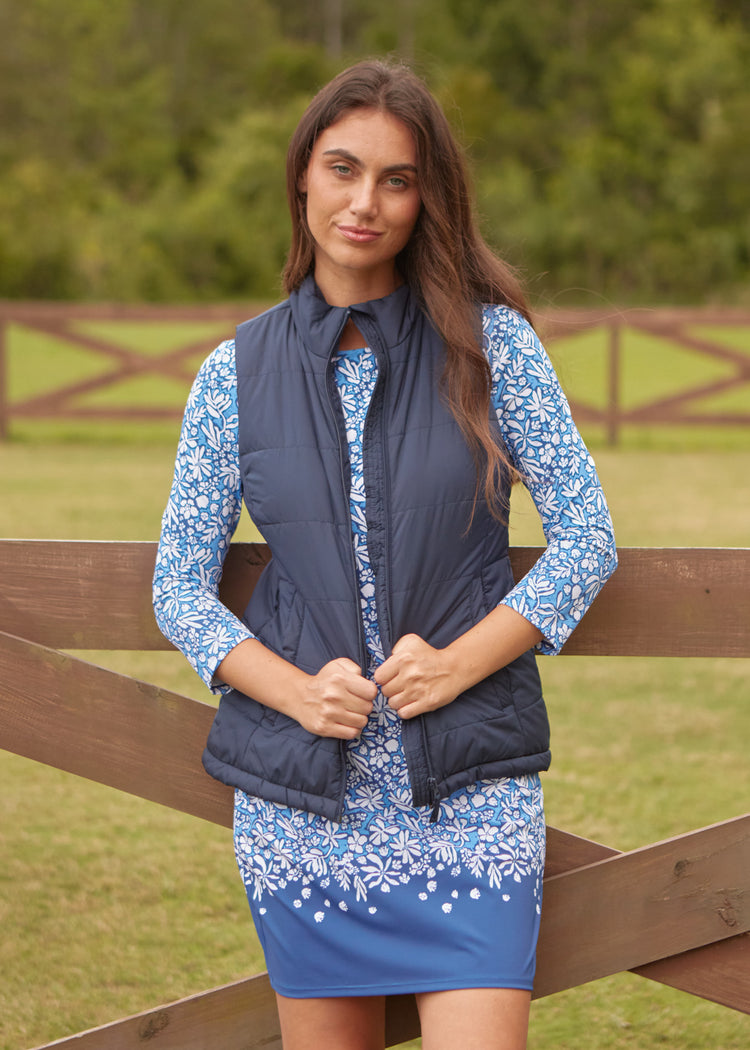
left=1, top=320, right=749, bottom=1049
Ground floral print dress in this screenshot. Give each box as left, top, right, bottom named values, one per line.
left=153, top=305, right=617, bottom=997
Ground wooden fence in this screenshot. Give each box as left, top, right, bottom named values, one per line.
left=0, top=539, right=748, bottom=1048
left=538, top=307, right=750, bottom=445
left=1, top=302, right=749, bottom=444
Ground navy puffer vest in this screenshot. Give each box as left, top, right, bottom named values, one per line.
left=202, top=277, right=550, bottom=820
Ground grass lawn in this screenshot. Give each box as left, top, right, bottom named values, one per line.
left=0, top=322, right=748, bottom=1049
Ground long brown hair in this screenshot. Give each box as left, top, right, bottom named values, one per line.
left=283, top=60, right=531, bottom=522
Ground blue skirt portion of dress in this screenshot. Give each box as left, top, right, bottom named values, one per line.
left=233, top=347, right=546, bottom=997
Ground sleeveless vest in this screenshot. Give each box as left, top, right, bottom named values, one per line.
left=202, top=277, right=550, bottom=820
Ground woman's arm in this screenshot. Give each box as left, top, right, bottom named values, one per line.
left=153, top=339, right=375, bottom=736
left=487, top=306, right=617, bottom=652
left=153, top=340, right=257, bottom=690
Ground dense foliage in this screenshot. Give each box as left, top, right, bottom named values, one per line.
left=1, top=0, right=749, bottom=304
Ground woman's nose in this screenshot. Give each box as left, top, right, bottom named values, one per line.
left=349, top=179, right=378, bottom=217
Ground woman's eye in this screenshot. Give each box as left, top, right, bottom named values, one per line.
left=332, top=164, right=352, bottom=176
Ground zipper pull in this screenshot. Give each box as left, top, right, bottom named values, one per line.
left=428, top=777, right=441, bottom=823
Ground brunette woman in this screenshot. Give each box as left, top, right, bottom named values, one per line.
left=154, top=59, right=617, bottom=1050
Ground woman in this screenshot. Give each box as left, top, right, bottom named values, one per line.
left=153, top=60, right=617, bottom=1050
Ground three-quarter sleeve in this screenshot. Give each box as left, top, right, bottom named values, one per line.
left=484, top=306, right=618, bottom=654
left=152, top=339, right=255, bottom=691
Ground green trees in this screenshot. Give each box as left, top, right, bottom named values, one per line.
left=1, top=0, right=748, bottom=302
left=441, top=0, right=750, bottom=302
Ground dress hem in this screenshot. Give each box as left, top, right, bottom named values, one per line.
left=270, top=976, right=536, bottom=999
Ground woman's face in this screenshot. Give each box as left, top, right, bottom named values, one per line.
left=299, top=107, right=421, bottom=305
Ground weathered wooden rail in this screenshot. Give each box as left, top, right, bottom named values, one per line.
left=0, top=540, right=748, bottom=1048
left=0, top=303, right=748, bottom=444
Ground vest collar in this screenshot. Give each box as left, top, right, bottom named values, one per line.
left=290, top=275, right=422, bottom=361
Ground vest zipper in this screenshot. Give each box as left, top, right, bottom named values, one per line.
left=357, top=312, right=434, bottom=815
left=326, top=309, right=369, bottom=822
left=356, top=314, right=394, bottom=655
left=428, top=777, right=441, bottom=823
left=327, top=308, right=368, bottom=674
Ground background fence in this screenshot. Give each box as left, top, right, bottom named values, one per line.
left=1, top=303, right=749, bottom=444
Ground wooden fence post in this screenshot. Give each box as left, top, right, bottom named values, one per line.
left=0, top=317, right=8, bottom=442
left=606, top=320, right=621, bottom=447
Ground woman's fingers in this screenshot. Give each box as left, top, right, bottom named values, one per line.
left=375, top=634, right=457, bottom=719
left=297, top=636, right=461, bottom=736
left=298, top=657, right=377, bottom=738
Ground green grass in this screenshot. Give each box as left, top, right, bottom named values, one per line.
left=0, top=339, right=749, bottom=1048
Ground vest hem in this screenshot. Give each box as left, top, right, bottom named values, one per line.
left=202, top=749, right=344, bottom=822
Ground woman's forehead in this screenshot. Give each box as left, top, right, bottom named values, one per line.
left=312, top=108, right=417, bottom=163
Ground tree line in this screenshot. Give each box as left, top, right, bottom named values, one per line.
left=1, top=0, right=749, bottom=305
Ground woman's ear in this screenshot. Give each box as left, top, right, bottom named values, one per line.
left=298, top=170, right=308, bottom=195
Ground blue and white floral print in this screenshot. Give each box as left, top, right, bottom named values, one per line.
left=484, top=309, right=617, bottom=652
left=234, top=775, right=545, bottom=919
left=154, top=338, right=248, bottom=689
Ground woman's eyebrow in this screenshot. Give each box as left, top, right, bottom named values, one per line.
left=322, top=147, right=418, bottom=175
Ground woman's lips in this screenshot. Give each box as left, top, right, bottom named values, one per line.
left=337, top=225, right=383, bottom=243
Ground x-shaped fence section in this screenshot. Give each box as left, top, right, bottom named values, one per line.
left=1, top=304, right=749, bottom=443
left=0, top=540, right=748, bottom=1048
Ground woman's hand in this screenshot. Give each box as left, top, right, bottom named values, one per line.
left=295, top=657, right=377, bottom=739
left=375, top=607, right=544, bottom=721
left=216, top=640, right=376, bottom=740
left=374, top=634, right=459, bottom=720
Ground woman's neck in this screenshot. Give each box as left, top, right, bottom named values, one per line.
left=312, top=262, right=402, bottom=310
